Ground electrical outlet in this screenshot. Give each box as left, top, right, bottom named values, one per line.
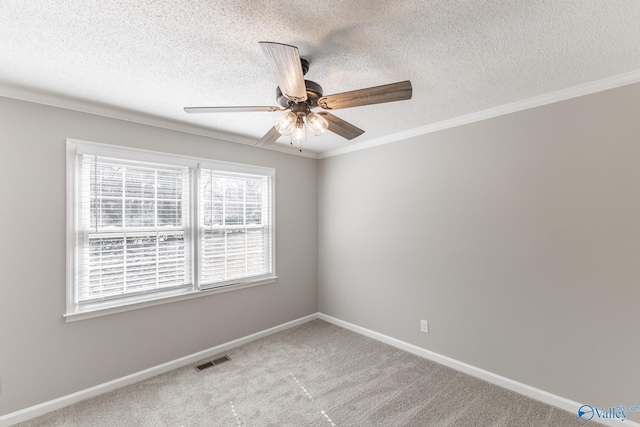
left=420, top=319, right=429, bottom=333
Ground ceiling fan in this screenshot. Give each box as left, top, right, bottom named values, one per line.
left=184, top=42, right=412, bottom=151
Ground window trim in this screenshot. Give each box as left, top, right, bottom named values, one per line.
left=65, top=138, right=277, bottom=322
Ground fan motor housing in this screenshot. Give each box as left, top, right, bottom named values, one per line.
left=277, top=80, right=323, bottom=108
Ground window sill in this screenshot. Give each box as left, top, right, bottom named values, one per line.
left=64, top=276, right=278, bottom=322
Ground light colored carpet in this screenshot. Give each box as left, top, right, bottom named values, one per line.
left=16, top=319, right=600, bottom=426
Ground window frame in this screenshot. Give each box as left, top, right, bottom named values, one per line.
left=196, top=164, right=274, bottom=290
left=65, top=139, right=276, bottom=322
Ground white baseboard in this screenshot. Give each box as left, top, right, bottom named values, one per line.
left=3, top=312, right=636, bottom=427
left=317, top=313, right=639, bottom=427
left=0, top=313, right=318, bottom=427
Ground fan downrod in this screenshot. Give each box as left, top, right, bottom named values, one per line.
left=300, top=58, right=309, bottom=76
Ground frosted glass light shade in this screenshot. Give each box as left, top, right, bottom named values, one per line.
left=290, top=119, right=307, bottom=144
left=306, top=112, right=329, bottom=136
left=274, top=111, right=297, bottom=135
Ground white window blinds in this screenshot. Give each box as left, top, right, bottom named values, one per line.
left=198, top=169, right=273, bottom=289
left=75, top=155, right=192, bottom=304
left=67, top=139, right=276, bottom=319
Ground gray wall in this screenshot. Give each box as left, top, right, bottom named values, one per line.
left=319, top=83, right=640, bottom=416
left=0, top=96, right=318, bottom=415
left=3, top=81, right=639, bottom=419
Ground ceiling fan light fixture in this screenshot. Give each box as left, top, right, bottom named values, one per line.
left=274, top=111, right=297, bottom=135
left=306, top=112, right=329, bottom=136
left=184, top=42, right=413, bottom=152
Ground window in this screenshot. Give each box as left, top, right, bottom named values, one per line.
left=198, top=169, right=273, bottom=289
left=66, top=139, right=275, bottom=320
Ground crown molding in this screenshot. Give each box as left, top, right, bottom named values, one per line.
left=318, top=69, right=640, bottom=159
left=3, top=68, right=640, bottom=162
left=0, top=83, right=319, bottom=160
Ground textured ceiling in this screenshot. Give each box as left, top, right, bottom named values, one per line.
left=1, top=1, right=640, bottom=156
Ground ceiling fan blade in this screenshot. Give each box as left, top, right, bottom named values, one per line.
left=318, top=80, right=412, bottom=110
left=259, top=41, right=307, bottom=103
left=184, top=106, right=284, bottom=114
left=318, top=112, right=365, bottom=140
left=255, top=126, right=282, bottom=147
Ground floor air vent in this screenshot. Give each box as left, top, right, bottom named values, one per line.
left=195, top=355, right=231, bottom=371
